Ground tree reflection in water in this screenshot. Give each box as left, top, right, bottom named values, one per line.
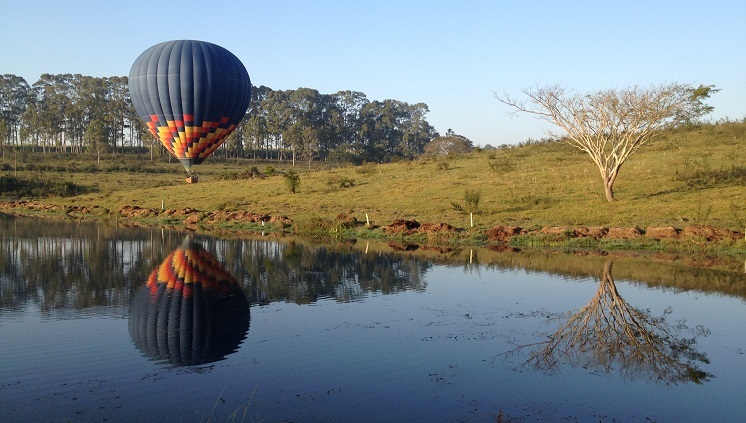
left=128, top=237, right=250, bottom=367
left=509, top=260, right=713, bottom=385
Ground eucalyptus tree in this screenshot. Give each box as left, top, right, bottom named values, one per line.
left=106, top=76, right=133, bottom=150
left=0, top=74, right=30, bottom=153
left=73, top=75, right=107, bottom=152
left=358, top=99, right=433, bottom=161
left=83, top=117, right=110, bottom=160
left=333, top=90, right=369, bottom=157
left=65, top=74, right=88, bottom=151
left=26, top=74, right=76, bottom=151
left=358, top=100, right=401, bottom=161
left=316, top=93, right=344, bottom=160
left=285, top=88, right=323, bottom=165
left=242, top=85, right=272, bottom=159
left=496, top=83, right=718, bottom=201
left=400, top=102, right=436, bottom=157
left=262, top=89, right=293, bottom=160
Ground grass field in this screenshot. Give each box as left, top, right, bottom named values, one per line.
left=1, top=122, right=744, bottom=239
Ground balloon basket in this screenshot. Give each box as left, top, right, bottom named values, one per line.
left=186, top=176, right=199, bottom=184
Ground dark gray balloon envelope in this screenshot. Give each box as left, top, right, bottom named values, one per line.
left=128, top=40, right=251, bottom=173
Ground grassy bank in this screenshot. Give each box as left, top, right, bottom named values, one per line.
left=1, top=122, right=744, bottom=256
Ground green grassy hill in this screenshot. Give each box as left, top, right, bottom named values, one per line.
left=2, top=122, right=744, bottom=233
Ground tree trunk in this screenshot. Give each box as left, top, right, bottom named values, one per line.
left=604, top=181, right=616, bottom=202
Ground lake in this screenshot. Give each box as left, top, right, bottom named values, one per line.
left=1, top=214, right=744, bottom=422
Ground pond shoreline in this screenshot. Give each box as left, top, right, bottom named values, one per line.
left=1, top=199, right=745, bottom=267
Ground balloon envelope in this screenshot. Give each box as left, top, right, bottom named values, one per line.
left=128, top=40, right=251, bottom=173
left=128, top=238, right=250, bottom=366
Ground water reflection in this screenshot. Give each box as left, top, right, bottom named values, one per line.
left=128, top=237, right=250, bottom=366
left=511, top=260, right=713, bottom=385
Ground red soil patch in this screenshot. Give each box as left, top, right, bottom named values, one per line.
left=485, top=225, right=524, bottom=242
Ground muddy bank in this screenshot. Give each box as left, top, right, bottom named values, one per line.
left=1, top=201, right=744, bottom=257
left=483, top=223, right=744, bottom=243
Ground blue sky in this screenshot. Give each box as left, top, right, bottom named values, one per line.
left=2, top=0, right=744, bottom=146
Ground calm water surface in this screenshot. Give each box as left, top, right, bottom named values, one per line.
left=1, top=215, right=744, bottom=422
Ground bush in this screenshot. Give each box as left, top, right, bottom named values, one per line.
left=0, top=175, right=89, bottom=198
left=451, top=189, right=481, bottom=215
left=220, top=166, right=264, bottom=180
left=283, top=170, right=300, bottom=193
left=327, top=175, right=355, bottom=189
left=248, top=166, right=261, bottom=177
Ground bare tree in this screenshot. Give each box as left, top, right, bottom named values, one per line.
left=503, top=260, right=712, bottom=385
left=496, top=83, right=717, bottom=201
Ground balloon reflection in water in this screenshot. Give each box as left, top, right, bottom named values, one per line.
left=129, top=238, right=250, bottom=366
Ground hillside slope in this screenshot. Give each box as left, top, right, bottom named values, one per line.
left=3, top=122, right=744, bottom=233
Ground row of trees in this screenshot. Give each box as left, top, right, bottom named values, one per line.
left=0, top=74, right=137, bottom=157
left=0, top=74, right=444, bottom=164
left=237, top=86, right=439, bottom=164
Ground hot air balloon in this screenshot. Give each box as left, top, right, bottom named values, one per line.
left=128, top=237, right=250, bottom=366
left=128, top=40, right=251, bottom=182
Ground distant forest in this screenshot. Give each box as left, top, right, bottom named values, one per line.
left=0, top=74, right=474, bottom=164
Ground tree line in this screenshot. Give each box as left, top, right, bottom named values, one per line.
left=0, top=73, right=447, bottom=164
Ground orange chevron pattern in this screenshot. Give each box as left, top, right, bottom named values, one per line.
left=146, top=114, right=237, bottom=160
left=147, top=243, right=237, bottom=298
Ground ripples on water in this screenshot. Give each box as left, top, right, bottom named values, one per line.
left=0, top=215, right=744, bottom=422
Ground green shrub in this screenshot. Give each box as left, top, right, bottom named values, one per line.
left=327, top=175, right=355, bottom=189
left=293, top=216, right=336, bottom=237
left=0, top=175, right=89, bottom=198
left=248, top=166, right=261, bottom=177
left=451, top=189, right=481, bottom=215
left=283, top=170, right=300, bottom=193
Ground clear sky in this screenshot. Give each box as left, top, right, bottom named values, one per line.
left=2, top=0, right=744, bottom=146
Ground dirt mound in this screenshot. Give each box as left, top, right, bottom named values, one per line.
left=164, top=207, right=199, bottom=217
left=335, top=213, right=360, bottom=228
left=269, top=215, right=293, bottom=228
left=207, top=210, right=271, bottom=223
left=383, top=219, right=421, bottom=234
left=485, top=225, right=524, bottom=242
left=606, top=227, right=643, bottom=239
left=118, top=205, right=159, bottom=218
left=383, top=220, right=457, bottom=235
left=541, top=226, right=571, bottom=236
left=680, top=225, right=743, bottom=242
left=419, top=222, right=457, bottom=233
left=645, top=226, right=679, bottom=239
left=574, top=226, right=609, bottom=239
left=118, top=205, right=292, bottom=227
left=184, top=213, right=202, bottom=225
